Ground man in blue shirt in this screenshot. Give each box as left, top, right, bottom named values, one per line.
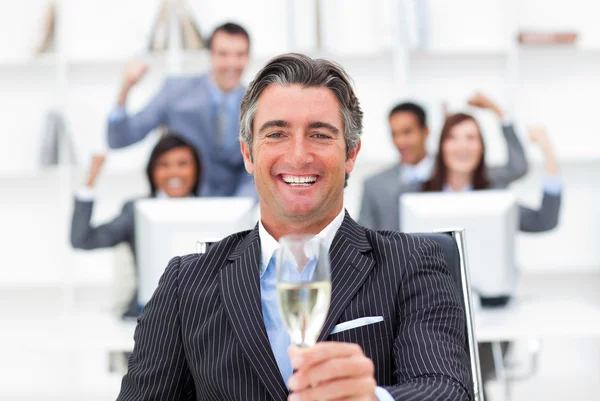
left=107, top=22, right=255, bottom=197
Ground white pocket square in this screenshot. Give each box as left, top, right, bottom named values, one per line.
left=330, top=316, right=384, bottom=335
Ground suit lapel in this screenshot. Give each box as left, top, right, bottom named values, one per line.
left=318, top=213, right=375, bottom=342
left=219, top=227, right=288, bottom=401
left=384, top=165, right=403, bottom=202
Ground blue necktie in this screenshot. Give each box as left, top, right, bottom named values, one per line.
left=215, top=99, right=227, bottom=149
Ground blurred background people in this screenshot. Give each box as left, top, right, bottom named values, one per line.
left=423, top=118, right=561, bottom=236
left=70, top=134, right=202, bottom=318
left=106, top=22, right=254, bottom=197
left=421, top=117, right=562, bottom=398
left=359, top=92, right=529, bottom=231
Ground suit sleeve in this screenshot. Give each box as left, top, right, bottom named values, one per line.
left=107, top=80, right=170, bottom=149
left=358, top=180, right=379, bottom=230
left=117, top=256, right=196, bottom=401
left=382, top=239, right=472, bottom=401
left=487, top=123, right=529, bottom=187
left=232, top=168, right=257, bottom=198
left=519, top=192, right=562, bottom=233
left=70, top=199, right=134, bottom=250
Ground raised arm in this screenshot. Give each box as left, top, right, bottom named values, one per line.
left=107, top=60, right=169, bottom=149
left=70, top=155, right=134, bottom=249
left=519, top=126, right=561, bottom=232
left=468, top=92, right=529, bottom=185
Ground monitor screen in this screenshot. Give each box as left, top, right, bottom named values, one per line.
left=401, top=190, right=519, bottom=298
left=134, top=197, right=257, bottom=306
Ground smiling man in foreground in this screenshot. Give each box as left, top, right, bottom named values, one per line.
left=116, top=53, right=472, bottom=401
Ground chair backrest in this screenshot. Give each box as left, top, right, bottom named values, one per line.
left=412, top=230, right=484, bottom=401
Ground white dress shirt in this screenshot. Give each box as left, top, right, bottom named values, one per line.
left=400, top=154, right=435, bottom=184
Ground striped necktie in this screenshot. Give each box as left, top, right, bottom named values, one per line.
left=215, top=99, right=227, bottom=148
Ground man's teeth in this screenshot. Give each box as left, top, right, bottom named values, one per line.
left=282, top=175, right=317, bottom=185
left=167, top=178, right=183, bottom=188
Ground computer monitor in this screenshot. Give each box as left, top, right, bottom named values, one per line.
left=135, top=197, right=257, bottom=306
left=401, top=190, right=519, bottom=298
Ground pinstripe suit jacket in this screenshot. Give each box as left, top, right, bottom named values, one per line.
left=117, top=212, right=472, bottom=401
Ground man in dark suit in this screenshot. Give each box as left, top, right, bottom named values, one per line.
left=107, top=22, right=254, bottom=197
left=117, top=54, right=472, bottom=401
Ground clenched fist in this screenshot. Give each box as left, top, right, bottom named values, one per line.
left=123, top=60, right=149, bottom=89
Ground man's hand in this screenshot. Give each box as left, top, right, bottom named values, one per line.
left=117, top=60, right=148, bottom=107
left=123, top=60, right=148, bottom=89
left=86, top=154, right=106, bottom=187
left=287, top=342, right=377, bottom=401
left=467, top=92, right=503, bottom=120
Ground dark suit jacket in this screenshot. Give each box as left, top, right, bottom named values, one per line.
left=106, top=74, right=253, bottom=197
left=71, top=198, right=136, bottom=255
left=117, top=213, right=472, bottom=401
left=70, top=198, right=139, bottom=316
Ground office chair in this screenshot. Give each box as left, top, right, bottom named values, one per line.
left=412, top=229, right=484, bottom=401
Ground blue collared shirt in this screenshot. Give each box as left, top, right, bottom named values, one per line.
left=400, top=154, right=435, bottom=184
left=109, top=75, right=242, bottom=152
left=257, top=209, right=394, bottom=400
left=206, top=76, right=243, bottom=152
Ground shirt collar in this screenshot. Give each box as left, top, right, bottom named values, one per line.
left=401, top=154, right=435, bottom=184
left=443, top=183, right=473, bottom=192
left=207, top=74, right=242, bottom=106
left=258, top=208, right=346, bottom=278
left=154, top=190, right=193, bottom=198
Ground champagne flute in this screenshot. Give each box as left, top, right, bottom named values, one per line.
left=275, top=234, right=331, bottom=348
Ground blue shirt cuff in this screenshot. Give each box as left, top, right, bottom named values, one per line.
left=75, top=186, right=95, bottom=201
left=375, top=386, right=395, bottom=401
left=543, top=174, right=562, bottom=196
left=108, top=107, right=127, bottom=123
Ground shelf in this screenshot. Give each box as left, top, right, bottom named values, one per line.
left=0, top=268, right=115, bottom=290
left=181, top=49, right=395, bottom=69
left=518, top=44, right=600, bottom=52
left=517, top=45, right=600, bottom=60
left=67, top=52, right=171, bottom=68
left=410, top=49, right=509, bottom=59
left=0, top=53, right=59, bottom=69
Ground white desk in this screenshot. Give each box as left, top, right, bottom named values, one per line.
left=6, top=297, right=600, bottom=356
left=475, top=296, right=600, bottom=341
left=474, top=296, right=600, bottom=401
left=3, top=297, right=600, bottom=398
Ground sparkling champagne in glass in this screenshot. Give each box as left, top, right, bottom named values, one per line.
left=276, top=234, right=331, bottom=347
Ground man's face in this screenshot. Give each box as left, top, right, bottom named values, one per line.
left=210, top=31, right=250, bottom=92
left=389, top=111, right=429, bottom=165
left=241, top=84, right=360, bottom=228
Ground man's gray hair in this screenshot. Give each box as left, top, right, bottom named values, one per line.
left=239, top=53, right=363, bottom=158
